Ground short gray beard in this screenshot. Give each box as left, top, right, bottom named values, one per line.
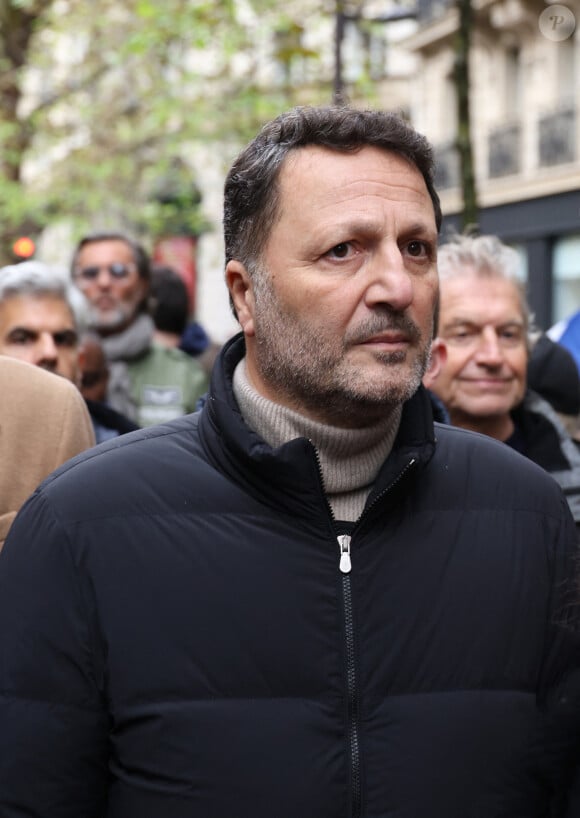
left=87, top=303, right=132, bottom=333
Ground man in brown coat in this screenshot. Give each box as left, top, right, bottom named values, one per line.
left=0, top=356, right=95, bottom=548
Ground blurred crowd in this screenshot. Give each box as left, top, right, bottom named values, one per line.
left=4, top=227, right=580, bottom=546
left=4, top=228, right=580, bottom=543
left=0, top=230, right=223, bottom=541
left=0, top=105, right=579, bottom=815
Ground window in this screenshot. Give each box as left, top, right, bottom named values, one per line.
left=506, top=242, right=528, bottom=283
left=557, top=37, right=576, bottom=104
left=504, top=46, right=522, bottom=118
left=552, top=234, right=580, bottom=323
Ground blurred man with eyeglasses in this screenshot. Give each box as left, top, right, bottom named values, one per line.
left=71, top=232, right=208, bottom=426
left=425, top=232, right=580, bottom=527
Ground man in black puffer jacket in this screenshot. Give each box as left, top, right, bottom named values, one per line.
left=1, top=106, right=579, bottom=818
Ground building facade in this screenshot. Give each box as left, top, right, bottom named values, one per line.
left=404, top=0, right=580, bottom=329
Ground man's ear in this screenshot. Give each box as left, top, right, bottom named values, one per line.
left=423, top=338, right=447, bottom=389
left=226, top=260, right=255, bottom=336
left=73, top=348, right=85, bottom=391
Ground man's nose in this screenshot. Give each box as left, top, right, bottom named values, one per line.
left=94, top=267, right=114, bottom=286
left=474, top=326, right=504, bottom=364
left=363, top=247, right=414, bottom=311
left=35, top=333, right=59, bottom=367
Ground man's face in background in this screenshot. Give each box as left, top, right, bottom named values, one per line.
left=78, top=337, right=109, bottom=402
left=73, top=240, right=148, bottom=335
left=431, top=272, right=528, bottom=433
left=0, top=295, right=79, bottom=383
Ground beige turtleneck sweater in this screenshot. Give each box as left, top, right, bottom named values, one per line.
left=233, top=359, right=401, bottom=522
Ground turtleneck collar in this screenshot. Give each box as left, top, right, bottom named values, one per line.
left=233, top=358, right=402, bottom=521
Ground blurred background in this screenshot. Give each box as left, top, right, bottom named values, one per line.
left=1, top=0, right=578, bottom=341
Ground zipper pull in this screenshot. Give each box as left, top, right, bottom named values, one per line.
left=337, top=534, right=352, bottom=574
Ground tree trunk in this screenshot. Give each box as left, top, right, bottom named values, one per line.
left=0, top=2, right=48, bottom=181
left=454, top=0, right=479, bottom=230
left=0, top=1, right=52, bottom=259
left=333, top=0, right=347, bottom=105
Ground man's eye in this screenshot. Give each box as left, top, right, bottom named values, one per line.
left=448, top=329, right=475, bottom=344
left=54, top=331, right=78, bottom=348
left=406, top=241, right=428, bottom=257
left=326, top=243, right=351, bottom=259
left=500, top=328, right=524, bottom=345
left=8, top=330, right=35, bottom=345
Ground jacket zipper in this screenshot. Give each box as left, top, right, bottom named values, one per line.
left=337, top=532, right=361, bottom=817
left=335, top=457, right=417, bottom=818
left=313, top=442, right=417, bottom=816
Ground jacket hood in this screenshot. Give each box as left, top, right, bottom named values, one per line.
left=513, top=389, right=580, bottom=523
left=528, top=333, right=580, bottom=416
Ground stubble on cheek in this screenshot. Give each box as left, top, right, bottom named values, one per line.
left=251, top=265, right=436, bottom=421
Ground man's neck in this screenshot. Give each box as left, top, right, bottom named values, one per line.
left=153, top=329, right=180, bottom=348
left=232, top=358, right=402, bottom=521
left=98, top=314, right=154, bottom=361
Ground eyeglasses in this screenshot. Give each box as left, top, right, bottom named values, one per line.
left=75, top=262, right=136, bottom=282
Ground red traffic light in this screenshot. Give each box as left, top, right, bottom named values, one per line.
left=12, top=236, right=36, bottom=259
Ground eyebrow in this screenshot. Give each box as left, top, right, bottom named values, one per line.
left=6, top=326, right=39, bottom=338
left=7, top=326, right=78, bottom=341
left=400, top=222, right=438, bottom=239
left=446, top=317, right=524, bottom=325
left=325, top=219, right=438, bottom=242
left=442, top=318, right=525, bottom=331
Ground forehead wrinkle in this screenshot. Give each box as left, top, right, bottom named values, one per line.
left=309, top=180, right=432, bottom=218
left=440, top=280, right=525, bottom=320
left=279, top=146, right=431, bottom=208
left=0, top=300, right=75, bottom=330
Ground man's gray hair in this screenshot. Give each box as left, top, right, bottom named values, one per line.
left=0, top=261, right=85, bottom=328
left=437, top=233, right=531, bottom=331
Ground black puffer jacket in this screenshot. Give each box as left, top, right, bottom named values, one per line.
left=0, top=334, right=579, bottom=818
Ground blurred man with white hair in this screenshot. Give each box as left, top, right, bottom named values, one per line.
left=0, top=261, right=80, bottom=381
left=0, top=260, right=137, bottom=443
left=427, top=233, right=580, bottom=526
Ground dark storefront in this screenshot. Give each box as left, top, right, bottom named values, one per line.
left=441, top=188, right=580, bottom=330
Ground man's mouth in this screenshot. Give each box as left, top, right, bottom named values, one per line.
left=461, top=377, right=512, bottom=387
left=366, top=331, right=409, bottom=343
left=358, top=331, right=411, bottom=349
left=96, top=298, right=117, bottom=310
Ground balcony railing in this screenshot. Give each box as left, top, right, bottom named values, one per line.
left=538, top=107, right=576, bottom=167
left=433, top=141, right=459, bottom=190
left=488, top=123, right=521, bottom=178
